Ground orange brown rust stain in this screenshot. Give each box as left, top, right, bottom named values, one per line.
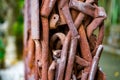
left=41, top=17, right=49, bottom=80
left=24, top=0, right=107, bottom=79
left=78, top=25, right=92, bottom=62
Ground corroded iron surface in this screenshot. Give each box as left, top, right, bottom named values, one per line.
left=24, top=0, right=107, bottom=80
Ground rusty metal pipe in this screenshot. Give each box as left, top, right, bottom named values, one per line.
left=41, top=0, right=57, bottom=18
left=96, top=23, right=105, bottom=46
left=78, top=25, right=92, bottom=80
left=87, top=7, right=107, bottom=38
left=48, top=61, right=56, bottom=80
left=24, top=0, right=107, bottom=79
left=50, top=33, right=66, bottom=50
left=62, top=5, right=78, bottom=37
left=58, top=0, right=79, bottom=37
left=56, top=32, right=71, bottom=80
left=24, top=0, right=31, bottom=48
left=58, top=1, right=66, bottom=25
left=41, top=17, right=49, bottom=80
left=92, top=22, right=104, bottom=56
left=54, top=59, right=60, bottom=80
left=31, top=0, right=40, bottom=39
left=73, top=0, right=96, bottom=28
left=34, top=40, right=42, bottom=79
left=27, top=35, right=35, bottom=79
left=86, top=17, right=104, bottom=38
left=78, top=25, right=92, bottom=62
left=69, top=0, right=107, bottom=18
left=24, top=0, right=31, bottom=79
left=69, top=0, right=95, bottom=17
left=65, top=37, right=78, bottom=80
left=57, top=0, right=69, bottom=25
left=75, top=56, right=89, bottom=67
left=27, top=37, right=35, bottom=70
left=53, top=50, right=90, bottom=67
left=53, top=50, right=89, bottom=67
left=88, top=45, right=103, bottom=80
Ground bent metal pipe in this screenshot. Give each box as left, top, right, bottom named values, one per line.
left=24, top=0, right=107, bottom=80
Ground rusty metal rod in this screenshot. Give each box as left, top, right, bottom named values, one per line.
left=88, top=45, right=103, bottom=80
left=41, top=0, right=57, bottom=18
left=73, top=0, right=96, bottom=28
left=34, top=40, right=42, bottom=79
left=69, top=0, right=107, bottom=18
left=24, top=0, right=31, bottom=48
left=62, top=5, right=79, bottom=37
left=27, top=34, right=35, bottom=80
left=52, top=50, right=89, bottom=67
left=50, top=33, right=66, bottom=50
left=71, top=1, right=106, bottom=79
left=75, top=56, right=89, bottom=67
left=31, top=0, right=40, bottom=39
left=92, top=22, right=104, bottom=56
left=48, top=61, right=56, bottom=80
left=41, top=17, right=49, bottom=80
left=96, top=23, right=105, bottom=46
left=56, top=32, right=71, bottom=80
left=78, top=25, right=92, bottom=62
left=23, top=0, right=107, bottom=79
left=55, top=59, right=60, bottom=80
left=53, top=50, right=89, bottom=67
left=58, top=0, right=66, bottom=25
left=65, top=37, right=78, bottom=80
left=78, top=25, right=92, bottom=80
left=86, top=17, right=104, bottom=38
left=27, top=36, right=35, bottom=70
left=24, top=0, right=31, bottom=79
left=73, top=0, right=96, bottom=29
left=69, top=0, right=95, bottom=17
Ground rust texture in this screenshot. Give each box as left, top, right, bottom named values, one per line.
left=65, top=37, right=78, bottom=80
left=31, top=0, right=40, bottom=39
left=24, top=0, right=107, bottom=79
left=48, top=61, right=56, bottom=80
left=24, top=0, right=31, bottom=79
left=88, top=45, right=103, bottom=80
left=41, top=17, right=49, bottom=80
left=56, top=32, right=71, bottom=80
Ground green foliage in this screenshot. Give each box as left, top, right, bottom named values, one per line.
left=99, top=0, right=120, bottom=25
left=12, top=21, right=23, bottom=38
left=19, top=0, right=24, bottom=9
left=0, top=38, right=5, bottom=60
left=12, top=0, right=24, bottom=37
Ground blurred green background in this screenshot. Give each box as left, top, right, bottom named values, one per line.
left=0, top=0, right=120, bottom=80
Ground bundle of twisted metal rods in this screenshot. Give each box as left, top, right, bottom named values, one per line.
left=24, top=0, right=107, bottom=80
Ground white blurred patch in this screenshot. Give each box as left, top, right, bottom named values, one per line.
left=0, top=61, right=24, bottom=80
left=5, top=36, right=17, bottom=67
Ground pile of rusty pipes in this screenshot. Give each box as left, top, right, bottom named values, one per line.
left=24, top=0, right=107, bottom=80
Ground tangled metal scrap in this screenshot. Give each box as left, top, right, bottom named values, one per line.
left=24, top=0, right=107, bottom=80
